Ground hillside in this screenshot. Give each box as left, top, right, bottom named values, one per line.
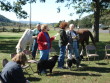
left=0, top=12, right=110, bottom=27
left=0, top=14, right=12, bottom=23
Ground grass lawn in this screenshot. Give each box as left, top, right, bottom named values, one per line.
left=0, top=30, right=110, bottom=83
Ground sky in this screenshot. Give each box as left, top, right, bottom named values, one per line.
left=0, top=0, right=90, bottom=23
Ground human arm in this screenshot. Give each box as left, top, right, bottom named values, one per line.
left=72, top=31, right=79, bottom=40
left=12, top=67, right=27, bottom=83
left=37, top=32, right=48, bottom=45
left=32, top=29, right=40, bottom=39
left=72, top=35, right=78, bottom=39
left=32, top=35, right=38, bottom=39
left=60, top=30, right=68, bottom=45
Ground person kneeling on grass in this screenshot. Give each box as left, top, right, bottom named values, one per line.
left=0, top=52, right=30, bottom=83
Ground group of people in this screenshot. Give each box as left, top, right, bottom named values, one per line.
left=0, top=22, right=81, bottom=83
left=31, top=22, right=81, bottom=69
left=58, top=22, right=81, bottom=69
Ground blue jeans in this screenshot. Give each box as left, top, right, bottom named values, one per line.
left=68, top=41, right=80, bottom=60
left=58, top=46, right=66, bottom=67
left=32, top=40, right=38, bottom=59
left=40, top=49, right=49, bottom=60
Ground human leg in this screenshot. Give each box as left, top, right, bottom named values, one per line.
left=73, top=41, right=81, bottom=68
left=39, top=49, right=49, bottom=75
left=73, top=41, right=80, bottom=58
left=32, top=40, right=38, bottom=59
left=58, top=46, right=66, bottom=68
left=40, top=49, right=49, bottom=60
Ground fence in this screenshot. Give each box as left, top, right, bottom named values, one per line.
left=0, top=27, right=25, bottom=32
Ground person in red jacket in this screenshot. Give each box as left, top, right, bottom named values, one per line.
left=37, top=24, right=55, bottom=60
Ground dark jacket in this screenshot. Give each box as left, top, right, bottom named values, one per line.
left=66, top=30, right=79, bottom=48
left=66, top=30, right=78, bottom=43
left=0, top=61, right=26, bottom=83
left=59, top=29, right=68, bottom=46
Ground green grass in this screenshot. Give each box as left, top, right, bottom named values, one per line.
left=0, top=31, right=110, bottom=83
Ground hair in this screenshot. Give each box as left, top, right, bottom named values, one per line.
left=69, top=24, right=75, bottom=28
left=59, top=22, right=68, bottom=29
left=36, top=24, right=41, bottom=28
left=41, top=24, right=48, bottom=30
left=12, top=52, right=27, bottom=65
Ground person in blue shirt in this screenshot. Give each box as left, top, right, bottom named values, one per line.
left=32, top=24, right=41, bottom=59
left=0, top=52, right=30, bottom=83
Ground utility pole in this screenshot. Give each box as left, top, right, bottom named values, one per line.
left=29, top=0, right=32, bottom=29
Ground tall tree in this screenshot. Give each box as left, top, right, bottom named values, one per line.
left=56, top=0, right=110, bottom=42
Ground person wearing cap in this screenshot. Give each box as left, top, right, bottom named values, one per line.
left=32, top=24, right=41, bottom=59
left=57, top=22, right=68, bottom=69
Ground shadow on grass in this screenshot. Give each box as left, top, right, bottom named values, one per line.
left=96, top=63, right=108, bottom=65
left=26, top=77, right=41, bottom=82
left=0, top=44, right=16, bottom=53
left=80, top=41, right=110, bottom=61
left=79, top=66, right=110, bottom=73
left=48, top=71, right=101, bottom=77
left=96, top=41, right=110, bottom=60
left=0, top=38, right=110, bottom=59
left=0, top=37, right=20, bottom=39
left=0, top=40, right=18, bottom=53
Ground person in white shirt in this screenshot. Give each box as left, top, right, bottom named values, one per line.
left=66, top=24, right=81, bottom=68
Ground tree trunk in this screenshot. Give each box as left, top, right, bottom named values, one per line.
left=93, top=0, right=100, bottom=42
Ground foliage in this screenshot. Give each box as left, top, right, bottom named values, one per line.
left=79, top=16, right=92, bottom=28
left=67, top=11, right=110, bottom=28
left=0, top=0, right=37, bottom=18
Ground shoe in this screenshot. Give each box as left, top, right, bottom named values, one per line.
left=57, top=66, right=67, bottom=69
left=32, top=57, right=35, bottom=60
left=78, top=65, right=82, bottom=68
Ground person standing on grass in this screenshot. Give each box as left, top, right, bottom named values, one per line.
left=37, top=24, right=55, bottom=60
left=0, top=52, right=30, bottom=83
left=66, top=24, right=81, bottom=68
left=57, top=22, right=68, bottom=69
left=32, top=24, right=41, bottom=59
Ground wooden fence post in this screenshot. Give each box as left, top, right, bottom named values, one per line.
left=3, top=27, right=5, bottom=32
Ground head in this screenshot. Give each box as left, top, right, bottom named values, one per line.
left=59, top=22, right=68, bottom=29
left=69, top=24, right=75, bottom=31
left=12, top=52, right=27, bottom=65
left=41, top=24, right=49, bottom=32
left=36, top=24, right=41, bottom=30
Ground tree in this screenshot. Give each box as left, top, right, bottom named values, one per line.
left=56, top=0, right=110, bottom=42
left=79, top=15, right=92, bottom=28
left=0, top=0, right=40, bottom=19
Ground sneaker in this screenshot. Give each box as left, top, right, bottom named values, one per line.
left=57, top=67, right=67, bottom=69
left=78, top=65, right=82, bottom=68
